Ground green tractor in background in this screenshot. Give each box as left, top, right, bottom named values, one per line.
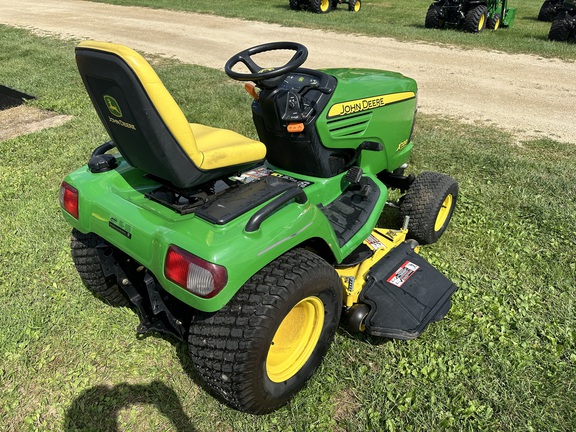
left=548, top=0, right=576, bottom=40
left=425, top=0, right=516, bottom=32
left=290, top=0, right=361, bottom=13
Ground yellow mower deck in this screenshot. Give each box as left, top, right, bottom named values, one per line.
left=338, top=228, right=457, bottom=339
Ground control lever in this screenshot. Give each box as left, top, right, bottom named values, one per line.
left=345, top=141, right=384, bottom=170
left=299, top=84, right=332, bottom=98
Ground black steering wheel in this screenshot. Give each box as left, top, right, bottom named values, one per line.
left=224, top=42, right=308, bottom=88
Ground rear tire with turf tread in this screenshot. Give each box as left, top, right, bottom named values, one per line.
left=187, top=248, right=342, bottom=414
left=464, top=5, right=488, bottom=33
left=400, top=171, right=458, bottom=245
left=70, top=228, right=129, bottom=306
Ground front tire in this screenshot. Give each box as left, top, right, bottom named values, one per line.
left=400, top=172, right=458, bottom=245
left=549, top=13, right=574, bottom=41
left=425, top=4, right=445, bottom=29
left=538, top=1, right=557, bottom=21
left=289, top=0, right=302, bottom=11
left=187, top=248, right=342, bottom=414
left=464, top=5, right=488, bottom=33
left=487, top=13, right=501, bottom=30
left=310, top=0, right=331, bottom=13
left=70, top=229, right=129, bottom=306
left=348, top=0, right=361, bottom=12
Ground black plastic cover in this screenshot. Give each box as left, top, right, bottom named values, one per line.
left=88, top=154, right=118, bottom=173
left=251, top=68, right=353, bottom=178
left=195, top=176, right=296, bottom=225
left=361, top=242, right=457, bottom=340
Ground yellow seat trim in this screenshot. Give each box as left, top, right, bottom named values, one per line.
left=77, top=41, right=266, bottom=170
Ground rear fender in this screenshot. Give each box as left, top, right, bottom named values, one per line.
left=62, top=165, right=343, bottom=313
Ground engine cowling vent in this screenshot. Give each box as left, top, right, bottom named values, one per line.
left=326, top=112, right=371, bottom=138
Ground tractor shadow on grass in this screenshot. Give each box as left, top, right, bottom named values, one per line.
left=64, top=380, right=198, bottom=431
left=142, top=332, right=239, bottom=411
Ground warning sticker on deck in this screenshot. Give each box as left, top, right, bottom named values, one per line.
left=365, top=234, right=384, bottom=250
left=387, top=261, right=420, bottom=287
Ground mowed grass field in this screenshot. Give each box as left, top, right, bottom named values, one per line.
left=1, top=0, right=575, bottom=430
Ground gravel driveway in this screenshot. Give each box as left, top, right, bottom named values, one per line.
left=1, top=0, right=574, bottom=143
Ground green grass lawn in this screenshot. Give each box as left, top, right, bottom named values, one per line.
left=0, top=17, right=575, bottom=432
left=88, top=0, right=576, bottom=60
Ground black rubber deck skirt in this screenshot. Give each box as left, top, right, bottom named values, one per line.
left=360, top=242, right=458, bottom=340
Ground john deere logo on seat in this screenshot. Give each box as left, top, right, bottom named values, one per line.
left=104, top=95, right=122, bottom=118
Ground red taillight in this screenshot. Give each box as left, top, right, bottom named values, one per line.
left=164, top=245, right=228, bottom=299
left=59, top=182, right=79, bottom=219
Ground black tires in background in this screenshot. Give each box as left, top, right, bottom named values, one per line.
left=464, top=5, right=488, bottom=33
left=425, top=5, right=445, bottom=29
left=549, top=11, right=576, bottom=41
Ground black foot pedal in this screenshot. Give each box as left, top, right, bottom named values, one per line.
left=346, top=166, right=363, bottom=184
left=360, top=183, right=372, bottom=198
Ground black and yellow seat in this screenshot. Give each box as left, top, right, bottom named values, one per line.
left=75, top=41, right=266, bottom=189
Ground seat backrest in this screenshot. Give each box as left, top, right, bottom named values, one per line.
left=76, top=41, right=211, bottom=188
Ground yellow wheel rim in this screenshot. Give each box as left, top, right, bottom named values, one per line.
left=478, top=14, right=485, bottom=31
left=494, top=18, right=500, bottom=30
left=266, top=296, right=324, bottom=383
left=354, top=1, right=361, bottom=11
left=321, top=0, right=329, bottom=11
left=434, top=194, right=453, bottom=232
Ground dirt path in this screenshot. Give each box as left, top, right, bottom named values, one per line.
left=1, top=0, right=575, bottom=143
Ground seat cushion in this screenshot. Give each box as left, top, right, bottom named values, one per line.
left=188, top=123, right=266, bottom=170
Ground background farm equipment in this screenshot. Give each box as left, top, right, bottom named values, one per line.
left=538, top=0, right=564, bottom=21
left=290, top=0, right=361, bottom=13
left=425, top=0, right=516, bottom=32
left=548, top=0, right=576, bottom=40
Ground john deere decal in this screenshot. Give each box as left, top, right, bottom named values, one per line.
left=104, top=95, right=123, bottom=118
left=328, top=92, right=415, bottom=118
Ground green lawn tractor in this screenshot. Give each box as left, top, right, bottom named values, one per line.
left=548, top=0, right=576, bottom=40
left=290, top=0, right=361, bottom=13
left=538, top=0, right=563, bottom=21
left=425, top=0, right=516, bottom=32
left=60, top=41, right=459, bottom=414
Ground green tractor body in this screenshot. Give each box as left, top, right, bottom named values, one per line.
left=60, top=41, right=457, bottom=413
left=426, top=0, right=516, bottom=32
left=62, top=67, right=417, bottom=313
